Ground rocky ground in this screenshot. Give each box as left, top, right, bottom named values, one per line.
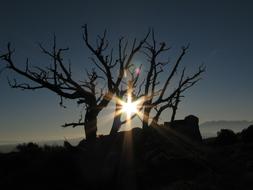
left=0, top=126, right=252, bottom=190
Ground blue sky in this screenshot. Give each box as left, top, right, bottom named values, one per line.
left=0, top=0, right=253, bottom=142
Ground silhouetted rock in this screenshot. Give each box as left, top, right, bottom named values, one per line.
left=216, top=129, right=238, bottom=145
left=241, top=125, right=253, bottom=143
left=164, top=115, right=202, bottom=142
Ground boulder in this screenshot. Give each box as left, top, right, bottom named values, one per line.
left=165, top=115, right=202, bottom=142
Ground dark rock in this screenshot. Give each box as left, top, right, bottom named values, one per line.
left=241, top=125, right=253, bottom=143
left=165, top=115, right=202, bottom=142
left=63, top=140, right=74, bottom=149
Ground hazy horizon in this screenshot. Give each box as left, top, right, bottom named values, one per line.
left=1, top=119, right=252, bottom=144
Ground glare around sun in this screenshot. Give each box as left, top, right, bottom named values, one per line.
left=121, top=94, right=139, bottom=118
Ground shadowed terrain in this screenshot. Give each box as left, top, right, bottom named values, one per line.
left=0, top=126, right=253, bottom=190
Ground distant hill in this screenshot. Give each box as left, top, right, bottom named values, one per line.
left=0, top=137, right=83, bottom=153
left=200, top=120, right=253, bottom=128
left=200, top=120, right=253, bottom=138
left=0, top=144, right=17, bottom=153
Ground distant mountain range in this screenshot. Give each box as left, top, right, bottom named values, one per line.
left=200, top=120, right=253, bottom=129
left=0, top=137, right=83, bottom=153
left=200, top=120, right=253, bottom=138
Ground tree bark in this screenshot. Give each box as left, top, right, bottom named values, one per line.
left=84, top=111, right=97, bottom=141
left=170, top=107, right=177, bottom=123
left=110, top=102, right=122, bottom=135
left=170, top=91, right=180, bottom=123
left=110, top=92, right=124, bottom=135
left=142, top=107, right=150, bottom=130
left=84, top=100, right=98, bottom=141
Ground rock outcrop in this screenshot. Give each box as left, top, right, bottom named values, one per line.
left=164, top=115, right=202, bottom=142
left=241, top=125, right=253, bottom=143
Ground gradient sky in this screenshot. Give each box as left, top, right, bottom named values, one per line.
left=0, top=0, right=253, bottom=143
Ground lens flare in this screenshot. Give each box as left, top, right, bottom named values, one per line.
left=121, top=94, right=138, bottom=118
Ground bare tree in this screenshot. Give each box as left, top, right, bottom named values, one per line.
left=108, top=30, right=205, bottom=132
left=1, top=27, right=204, bottom=139
left=0, top=25, right=149, bottom=141
left=110, top=64, right=143, bottom=135
left=142, top=31, right=205, bottom=128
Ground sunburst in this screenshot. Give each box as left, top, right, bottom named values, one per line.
left=121, top=93, right=138, bottom=118
left=114, top=93, right=144, bottom=122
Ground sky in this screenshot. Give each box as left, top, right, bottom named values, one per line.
left=0, top=0, right=253, bottom=143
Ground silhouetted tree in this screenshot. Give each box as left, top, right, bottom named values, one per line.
left=110, top=64, right=143, bottom=135
left=0, top=25, right=149, bottom=141
left=142, top=32, right=205, bottom=129
left=1, top=26, right=204, bottom=138
left=216, top=129, right=238, bottom=145
left=109, top=31, right=205, bottom=133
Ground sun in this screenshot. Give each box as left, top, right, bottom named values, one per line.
left=121, top=93, right=138, bottom=118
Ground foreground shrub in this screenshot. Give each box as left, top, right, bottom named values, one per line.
left=16, top=142, right=42, bottom=153
left=216, top=129, right=238, bottom=145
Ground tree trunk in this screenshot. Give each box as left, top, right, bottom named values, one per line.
left=110, top=102, right=122, bottom=135
left=84, top=107, right=98, bottom=141
left=150, top=116, right=158, bottom=127
left=171, top=91, right=180, bottom=123
left=142, top=107, right=150, bottom=130
left=170, top=107, right=177, bottom=123
left=110, top=92, right=124, bottom=135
